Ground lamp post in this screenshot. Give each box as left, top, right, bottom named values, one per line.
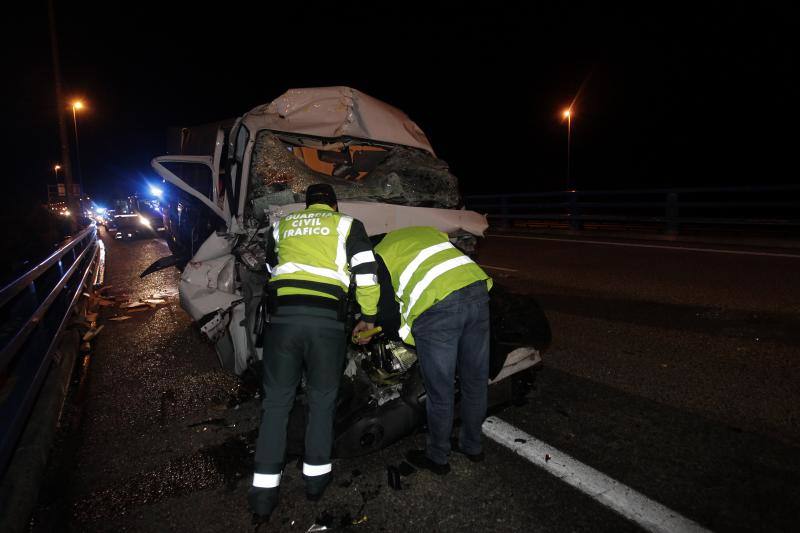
left=71, top=100, right=85, bottom=213
left=562, top=108, right=572, bottom=190
left=54, top=164, right=61, bottom=179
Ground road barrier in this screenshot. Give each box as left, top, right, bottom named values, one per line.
left=465, top=185, right=800, bottom=234
left=0, top=225, right=103, bottom=476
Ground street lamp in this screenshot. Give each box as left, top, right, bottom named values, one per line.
left=562, top=108, right=572, bottom=190
left=54, top=164, right=61, bottom=179
left=71, top=100, right=85, bottom=199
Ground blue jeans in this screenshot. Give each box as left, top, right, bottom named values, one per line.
left=412, top=281, right=490, bottom=465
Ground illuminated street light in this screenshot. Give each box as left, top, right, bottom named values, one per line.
left=54, top=164, right=61, bottom=179
left=71, top=100, right=86, bottom=211
left=562, top=107, right=573, bottom=189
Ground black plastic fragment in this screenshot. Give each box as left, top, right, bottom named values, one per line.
left=387, top=465, right=401, bottom=490
left=398, top=461, right=416, bottom=476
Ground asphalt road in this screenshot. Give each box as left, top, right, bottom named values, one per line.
left=477, top=233, right=800, bottom=531
left=28, top=229, right=800, bottom=532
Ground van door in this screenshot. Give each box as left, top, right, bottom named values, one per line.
left=151, top=155, right=227, bottom=223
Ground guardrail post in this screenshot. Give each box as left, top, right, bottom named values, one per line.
left=568, top=191, right=582, bottom=231
left=665, top=192, right=679, bottom=235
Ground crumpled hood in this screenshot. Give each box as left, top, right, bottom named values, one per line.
left=241, top=86, right=435, bottom=155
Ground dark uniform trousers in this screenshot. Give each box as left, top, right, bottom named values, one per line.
left=250, top=305, right=345, bottom=512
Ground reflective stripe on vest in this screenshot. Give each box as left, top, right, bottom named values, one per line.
left=271, top=261, right=351, bottom=286
left=398, top=323, right=411, bottom=340
left=253, top=472, right=281, bottom=488
left=334, top=216, right=353, bottom=284
left=272, top=223, right=281, bottom=250
left=302, top=462, right=332, bottom=476
left=401, top=255, right=474, bottom=324
left=396, top=241, right=454, bottom=314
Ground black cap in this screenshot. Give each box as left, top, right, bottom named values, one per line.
left=305, top=183, right=338, bottom=207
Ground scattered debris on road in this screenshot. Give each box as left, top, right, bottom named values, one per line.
left=82, top=325, right=104, bottom=342
left=120, top=301, right=149, bottom=309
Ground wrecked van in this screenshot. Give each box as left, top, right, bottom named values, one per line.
left=144, top=87, right=550, bottom=456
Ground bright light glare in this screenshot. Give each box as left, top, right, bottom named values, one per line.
left=563, top=109, right=571, bottom=118
left=149, top=186, right=163, bottom=197
left=138, top=215, right=152, bottom=227
left=95, top=207, right=107, bottom=214
left=62, top=210, right=71, bottom=216
left=54, top=164, right=61, bottom=171
left=72, top=100, right=84, bottom=110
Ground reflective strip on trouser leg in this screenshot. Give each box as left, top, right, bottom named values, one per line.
left=303, top=463, right=332, bottom=476
left=253, top=472, right=282, bottom=488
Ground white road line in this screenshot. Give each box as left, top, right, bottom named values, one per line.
left=479, top=264, right=519, bottom=272
left=492, top=234, right=800, bottom=259
left=482, top=416, right=710, bottom=533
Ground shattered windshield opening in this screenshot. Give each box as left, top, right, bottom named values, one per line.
left=246, top=130, right=461, bottom=220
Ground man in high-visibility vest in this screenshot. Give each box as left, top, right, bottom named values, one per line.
left=355, top=226, right=492, bottom=475
left=249, top=184, right=380, bottom=520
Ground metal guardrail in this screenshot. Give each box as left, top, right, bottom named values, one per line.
left=0, top=225, right=103, bottom=475
left=465, top=185, right=800, bottom=234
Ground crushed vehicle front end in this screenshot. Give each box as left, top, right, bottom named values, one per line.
left=147, top=86, right=551, bottom=456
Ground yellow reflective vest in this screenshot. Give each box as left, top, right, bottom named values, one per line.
left=268, top=204, right=379, bottom=319
left=374, top=226, right=491, bottom=345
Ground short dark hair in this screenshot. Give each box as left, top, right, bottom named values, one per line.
left=305, top=183, right=338, bottom=208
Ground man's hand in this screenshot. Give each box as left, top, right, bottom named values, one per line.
left=351, top=321, right=376, bottom=345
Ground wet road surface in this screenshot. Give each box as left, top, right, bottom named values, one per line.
left=30, top=230, right=641, bottom=532
left=29, top=229, right=800, bottom=531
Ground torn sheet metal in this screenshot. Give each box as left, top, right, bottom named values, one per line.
left=241, top=86, right=434, bottom=155
left=179, top=247, right=238, bottom=321
left=246, top=131, right=460, bottom=218
left=267, top=201, right=488, bottom=237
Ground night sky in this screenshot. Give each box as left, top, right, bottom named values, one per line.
left=3, top=2, right=796, bottom=207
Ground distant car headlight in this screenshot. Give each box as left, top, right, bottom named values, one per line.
left=138, top=215, right=152, bottom=227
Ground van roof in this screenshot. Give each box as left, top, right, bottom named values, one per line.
left=240, top=87, right=435, bottom=155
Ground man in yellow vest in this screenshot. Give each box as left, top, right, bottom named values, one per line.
left=355, top=226, right=492, bottom=475
left=249, top=184, right=380, bottom=520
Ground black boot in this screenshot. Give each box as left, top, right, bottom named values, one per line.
left=248, top=486, right=279, bottom=519
left=405, top=449, right=450, bottom=475
left=304, top=472, right=331, bottom=501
